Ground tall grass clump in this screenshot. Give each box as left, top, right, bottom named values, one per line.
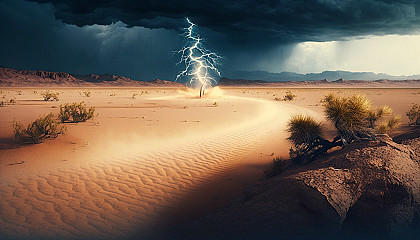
left=59, top=102, right=95, bottom=123
left=13, top=113, right=66, bottom=143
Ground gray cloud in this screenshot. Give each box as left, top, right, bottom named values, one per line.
left=0, top=0, right=183, bottom=81
left=2, top=0, right=420, bottom=80
left=28, top=0, right=420, bottom=43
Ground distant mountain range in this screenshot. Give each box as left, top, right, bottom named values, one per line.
left=0, top=67, right=183, bottom=87
left=1, top=66, right=420, bottom=88
left=224, top=70, right=420, bottom=82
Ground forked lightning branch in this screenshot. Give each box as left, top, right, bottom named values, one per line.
left=176, top=17, right=222, bottom=97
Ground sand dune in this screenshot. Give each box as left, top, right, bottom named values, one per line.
left=0, top=89, right=312, bottom=239
left=1, top=87, right=417, bottom=239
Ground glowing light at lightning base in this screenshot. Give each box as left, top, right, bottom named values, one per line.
left=176, top=17, right=222, bottom=91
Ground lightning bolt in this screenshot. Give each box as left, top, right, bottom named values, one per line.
left=175, top=17, right=222, bottom=92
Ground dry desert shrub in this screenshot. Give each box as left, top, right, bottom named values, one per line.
left=264, top=157, right=288, bottom=178
left=13, top=113, right=66, bottom=143
left=41, top=91, right=59, bottom=101
left=270, top=94, right=401, bottom=171
left=376, top=115, right=402, bottom=133
left=283, top=91, right=296, bottom=101
left=324, top=94, right=399, bottom=144
left=59, top=102, right=95, bottom=123
left=287, top=114, right=323, bottom=146
left=407, top=104, right=420, bottom=127
left=83, top=91, right=91, bottom=97
left=287, top=114, right=341, bottom=163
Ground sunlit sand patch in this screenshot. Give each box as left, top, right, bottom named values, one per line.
left=0, top=88, right=315, bottom=239
left=151, top=86, right=224, bottom=100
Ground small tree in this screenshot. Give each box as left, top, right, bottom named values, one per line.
left=13, top=113, right=66, bottom=143
left=59, top=102, right=95, bottom=123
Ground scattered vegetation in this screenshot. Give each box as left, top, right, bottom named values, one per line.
left=0, top=101, right=4, bottom=107
left=267, top=94, right=402, bottom=175
left=13, top=113, right=66, bottom=143
left=324, top=94, right=400, bottom=144
left=58, top=102, right=95, bottom=123
left=264, top=157, right=288, bottom=178
left=41, top=91, right=59, bottom=101
left=9, top=98, right=15, bottom=103
left=83, top=91, right=91, bottom=97
left=407, top=104, right=420, bottom=127
left=213, top=102, right=218, bottom=107
left=132, top=93, right=138, bottom=99
left=283, top=91, right=296, bottom=101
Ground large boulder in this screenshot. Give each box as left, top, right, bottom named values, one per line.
left=170, top=137, right=420, bottom=240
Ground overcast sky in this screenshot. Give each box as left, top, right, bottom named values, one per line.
left=1, top=0, right=420, bottom=81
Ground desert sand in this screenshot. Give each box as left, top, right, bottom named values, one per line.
left=0, top=87, right=419, bottom=239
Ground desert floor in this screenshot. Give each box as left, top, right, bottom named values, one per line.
left=0, top=87, right=419, bottom=239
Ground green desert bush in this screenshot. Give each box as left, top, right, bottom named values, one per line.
left=324, top=94, right=399, bottom=144
left=13, top=113, right=66, bottom=143
left=264, top=157, right=288, bottom=178
left=287, top=114, right=341, bottom=163
left=283, top=94, right=400, bottom=165
left=59, top=102, right=95, bottom=123
left=41, top=91, right=59, bottom=101
left=407, top=104, right=420, bottom=127
left=287, top=114, right=323, bottom=146
left=283, top=91, right=296, bottom=101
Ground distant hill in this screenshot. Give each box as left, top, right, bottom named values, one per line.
left=0, top=67, right=183, bottom=87
left=219, top=77, right=420, bottom=88
left=224, top=70, right=420, bottom=82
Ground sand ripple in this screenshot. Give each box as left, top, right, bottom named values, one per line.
left=0, top=97, right=308, bottom=239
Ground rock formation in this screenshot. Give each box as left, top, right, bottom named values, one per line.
left=171, top=136, right=420, bottom=240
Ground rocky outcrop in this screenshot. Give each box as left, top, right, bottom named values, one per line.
left=171, top=137, right=420, bottom=240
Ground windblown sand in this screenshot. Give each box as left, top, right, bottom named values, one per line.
left=0, top=87, right=418, bottom=239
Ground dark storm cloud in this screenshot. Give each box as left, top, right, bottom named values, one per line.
left=29, top=0, right=420, bottom=42
left=0, top=0, right=183, bottom=81
left=2, top=0, right=420, bottom=81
